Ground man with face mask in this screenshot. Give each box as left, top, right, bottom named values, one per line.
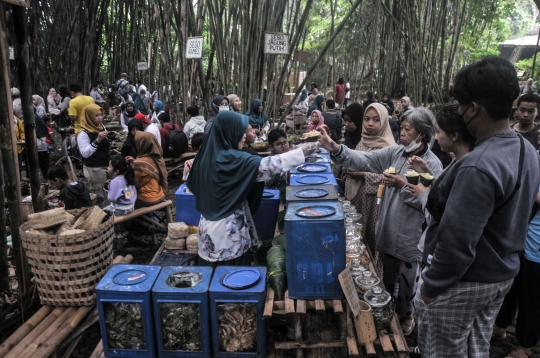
left=416, top=56, right=540, bottom=357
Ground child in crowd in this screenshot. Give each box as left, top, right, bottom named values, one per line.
left=103, top=155, right=137, bottom=216
left=182, top=132, right=206, bottom=182
left=46, top=165, right=91, bottom=209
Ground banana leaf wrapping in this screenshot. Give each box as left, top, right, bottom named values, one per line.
left=267, top=245, right=286, bottom=300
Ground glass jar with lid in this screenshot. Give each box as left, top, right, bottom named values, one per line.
left=364, top=286, right=394, bottom=330
left=354, top=270, right=380, bottom=296
left=345, top=241, right=361, bottom=264
left=347, top=212, right=362, bottom=223
left=347, top=258, right=369, bottom=280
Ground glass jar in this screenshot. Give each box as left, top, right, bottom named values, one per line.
left=345, top=241, right=361, bottom=264
left=364, top=286, right=394, bottom=331
left=348, top=258, right=369, bottom=280
left=354, top=270, right=380, bottom=297
left=347, top=212, right=362, bottom=223
left=342, top=203, right=352, bottom=212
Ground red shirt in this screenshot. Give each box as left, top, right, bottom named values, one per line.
left=335, top=84, right=345, bottom=103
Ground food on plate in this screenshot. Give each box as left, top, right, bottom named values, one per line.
left=419, top=172, right=434, bottom=186
left=383, top=166, right=397, bottom=175
left=405, top=170, right=420, bottom=184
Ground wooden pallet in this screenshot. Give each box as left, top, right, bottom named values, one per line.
left=264, top=288, right=348, bottom=358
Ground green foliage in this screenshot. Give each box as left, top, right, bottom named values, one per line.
left=515, top=58, right=536, bottom=80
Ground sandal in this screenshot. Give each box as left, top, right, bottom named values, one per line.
left=506, top=346, right=533, bottom=358
left=492, top=325, right=507, bottom=340
left=400, top=316, right=415, bottom=336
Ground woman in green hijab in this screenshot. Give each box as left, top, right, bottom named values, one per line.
left=187, top=111, right=317, bottom=266
left=245, top=99, right=270, bottom=138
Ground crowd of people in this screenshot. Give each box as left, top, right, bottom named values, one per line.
left=9, top=55, right=540, bottom=357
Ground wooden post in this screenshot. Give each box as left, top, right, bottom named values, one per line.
left=274, top=57, right=278, bottom=125
left=0, top=6, right=30, bottom=297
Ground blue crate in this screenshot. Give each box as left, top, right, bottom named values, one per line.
left=290, top=173, right=338, bottom=192
left=285, top=184, right=338, bottom=204
left=290, top=162, right=332, bottom=175
left=285, top=201, right=345, bottom=299
left=252, top=189, right=280, bottom=241
left=152, top=266, right=213, bottom=358
left=209, top=266, right=267, bottom=358
left=96, top=264, right=162, bottom=358
left=175, top=184, right=201, bottom=226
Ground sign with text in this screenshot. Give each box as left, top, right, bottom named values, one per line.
left=264, top=32, right=289, bottom=54
left=338, top=268, right=361, bottom=317
left=137, top=62, right=148, bottom=71
left=186, top=37, right=203, bottom=59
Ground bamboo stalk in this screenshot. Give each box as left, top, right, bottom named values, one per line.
left=0, top=306, right=53, bottom=356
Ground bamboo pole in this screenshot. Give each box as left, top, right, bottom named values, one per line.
left=0, top=5, right=29, bottom=298
left=277, top=0, right=365, bottom=127
left=0, top=305, right=52, bottom=357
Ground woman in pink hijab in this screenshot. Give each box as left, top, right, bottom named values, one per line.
left=47, top=88, right=61, bottom=115
left=307, top=109, right=325, bottom=131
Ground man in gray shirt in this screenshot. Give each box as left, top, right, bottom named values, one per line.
left=417, top=56, right=540, bottom=357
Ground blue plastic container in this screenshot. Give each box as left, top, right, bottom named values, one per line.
left=152, top=266, right=213, bottom=358
left=286, top=184, right=339, bottom=204
left=290, top=162, right=332, bottom=175
left=175, top=184, right=201, bottom=226
left=252, top=189, right=280, bottom=240
left=209, top=266, right=267, bottom=358
left=285, top=201, right=345, bottom=299
left=290, top=173, right=338, bottom=192
left=96, top=264, right=162, bottom=358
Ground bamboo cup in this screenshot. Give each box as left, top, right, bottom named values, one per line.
left=356, top=300, right=377, bottom=344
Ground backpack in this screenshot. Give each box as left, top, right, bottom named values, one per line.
left=165, top=124, right=188, bottom=157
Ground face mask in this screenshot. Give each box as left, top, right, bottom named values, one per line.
left=404, top=134, right=422, bottom=153
left=457, top=104, right=474, bottom=127
left=219, top=105, right=229, bottom=112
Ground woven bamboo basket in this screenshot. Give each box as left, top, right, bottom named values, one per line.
left=20, top=208, right=114, bottom=306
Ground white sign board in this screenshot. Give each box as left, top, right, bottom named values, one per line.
left=137, top=62, right=148, bottom=71
left=186, top=37, right=203, bottom=59
left=9, top=47, right=14, bottom=60
left=264, top=32, right=289, bottom=54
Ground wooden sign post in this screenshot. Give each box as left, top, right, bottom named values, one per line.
left=264, top=32, right=289, bottom=125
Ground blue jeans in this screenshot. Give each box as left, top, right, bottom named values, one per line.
left=103, top=205, right=133, bottom=216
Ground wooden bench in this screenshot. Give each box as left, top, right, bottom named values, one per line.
left=113, top=199, right=173, bottom=244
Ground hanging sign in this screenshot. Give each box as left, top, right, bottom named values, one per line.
left=9, top=47, right=14, bottom=60
left=186, top=37, right=203, bottom=59
left=137, top=62, right=148, bottom=71
left=264, top=32, right=289, bottom=54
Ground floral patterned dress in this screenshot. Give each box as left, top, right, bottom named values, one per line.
left=198, top=148, right=305, bottom=262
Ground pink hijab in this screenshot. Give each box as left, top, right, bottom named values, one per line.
left=307, top=110, right=325, bottom=131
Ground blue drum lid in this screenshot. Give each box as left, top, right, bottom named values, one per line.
left=297, top=163, right=328, bottom=173
left=113, top=269, right=149, bottom=285
left=295, top=205, right=337, bottom=218
left=296, top=175, right=330, bottom=185
left=221, top=268, right=261, bottom=290
left=262, top=190, right=274, bottom=198
left=294, top=188, right=329, bottom=198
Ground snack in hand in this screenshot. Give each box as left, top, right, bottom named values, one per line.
left=384, top=166, right=397, bottom=175
left=405, top=170, right=420, bottom=185
left=419, top=173, right=434, bottom=186
left=302, top=130, right=321, bottom=142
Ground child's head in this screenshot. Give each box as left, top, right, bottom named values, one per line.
left=46, top=165, right=70, bottom=189
left=108, top=155, right=135, bottom=185
left=191, top=132, right=206, bottom=152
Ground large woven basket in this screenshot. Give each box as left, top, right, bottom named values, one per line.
left=20, top=209, right=114, bottom=306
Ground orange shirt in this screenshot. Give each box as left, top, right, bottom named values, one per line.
left=134, top=169, right=165, bottom=203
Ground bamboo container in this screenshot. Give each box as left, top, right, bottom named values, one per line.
left=355, top=301, right=377, bottom=344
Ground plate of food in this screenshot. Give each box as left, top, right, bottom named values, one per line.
left=294, top=188, right=329, bottom=199
left=297, top=163, right=329, bottom=173
left=405, top=170, right=419, bottom=184
left=251, top=141, right=269, bottom=151
left=383, top=166, right=397, bottom=175
left=304, top=155, right=328, bottom=163
left=419, top=173, right=434, bottom=186
left=301, top=131, right=320, bottom=142
left=295, top=205, right=336, bottom=218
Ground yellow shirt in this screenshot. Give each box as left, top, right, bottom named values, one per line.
left=15, top=117, right=25, bottom=154
left=68, top=95, right=95, bottom=134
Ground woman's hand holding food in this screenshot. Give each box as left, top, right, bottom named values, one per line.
left=407, top=182, right=429, bottom=197
left=382, top=172, right=407, bottom=188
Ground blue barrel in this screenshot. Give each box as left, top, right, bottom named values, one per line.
left=286, top=184, right=338, bottom=204
left=209, top=266, right=267, bottom=357
left=252, top=189, right=280, bottom=240
left=175, top=184, right=201, bottom=226
left=96, top=264, right=162, bottom=358
left=285, top=201, right=345, bottom=299
left=290, top=173, right=338, bottom=192
left=152, top=266, right=213, bottom=358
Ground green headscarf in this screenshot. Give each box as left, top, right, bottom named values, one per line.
left=187, top=111, right=263, bottom=221
left=245, top=99, right=269, bottom=130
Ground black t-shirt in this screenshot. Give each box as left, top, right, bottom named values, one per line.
left=322, top=110, right=343, bottom=141
left=511, top=122, right=538, bottom=149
